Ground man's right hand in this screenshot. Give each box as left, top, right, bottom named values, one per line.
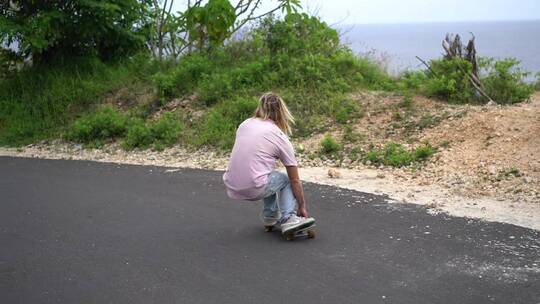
left=297, top=205, right=308, bottom=217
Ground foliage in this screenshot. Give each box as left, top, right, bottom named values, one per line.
left=65, top=106, right=128, bottom=145
left=414, top=143, right=435, bottom=160
left=364, top=142, right=435, bottom=167
left=123, top=118, right=153, bottom=149
left=150, top=112, right=182, bottom=147
left=0, top=0, right=151, bottom=62
left=0, top=56, right=153, bottom=146
left=0, top=48, right=20, bottom=79
left=154, top=52, right=214, bottom=99
left=153, top=13, right=391, bottom=141
left=184, top=0, right=236, bottom=49
left=407, top=57, right=534, bottom=104
left=398, top=70, right=428, bottom=92
left=321, top=135, right=341, bottom=154
left=424, top=58, right=474, bottom=103
left=66, top=106, right=182, bottom=150
left=123, top=112, right=182, bottom=150
left=193, top=97, right=258, bottom=149
left=480, top=58, right=534, bottom=104
left=258, top=13, right=339, bottom=58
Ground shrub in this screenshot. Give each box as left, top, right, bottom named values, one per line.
left=407, top=57, right=534, bottom=104
left=364, top=150, right=379, bottom=163
left=150, top=112, right=182, bottom=147
left=398, top=70, right=428, bottom=92
left=480, top=58, right=534, bottom=104
left=123, top=118, right=153, bottom=149
left=321, top=135, right=341, bottom=154
left=196, top=97, right=258, bottom=149
left=258, top=13, right=340, bottom=58
left=198, top=72, right=234, bottom=105
left=154, top=52, right=214, bottom=99
left=0, top=57, right=147, bottom=146
left=364, top=142, right=435, bottom=167
left=65, top=106, right=128, bottom=144
left=424, top=58, right=474, bottom=103
left=147, top=14, right=397, bottom=139
left=381, top=142, right=414, bottom=167
left=123, top=113, right=182, bottom=150
left=414, top=143, right=435, bottom=160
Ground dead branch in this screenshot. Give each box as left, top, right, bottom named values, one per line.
left=415, top=56, right=437, bottom=77
left=441, top=33, right=493, bottom=102
left=231, top=0, right=285, bottom=35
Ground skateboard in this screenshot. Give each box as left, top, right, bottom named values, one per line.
left=264, top=223, right=316, bottom=241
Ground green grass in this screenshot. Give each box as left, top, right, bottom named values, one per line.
left=151, top=15, right=391, bottom=144
left=342, top=125, right=365, bottom=143
left=66, top=106, right=183, bottom=150
left=400, top=57, right=534, bottom=104
left=364, top=142, right=435, bottom=167
left=0, top=55, right=160, bottom=147
left=321, top=134, right=341, bottom=154
left=2, top=13, right=535, bottom=153
left=65, top=105, right=129, bottom=147
left=123, top=113, right=182, bottom=151
left=191, top=96, right=258, bottom=150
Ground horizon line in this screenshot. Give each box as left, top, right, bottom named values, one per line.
left=334, top=18, right=540, bottom=26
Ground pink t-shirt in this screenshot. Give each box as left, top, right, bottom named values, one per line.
left=223, top=118, right=298, bottom=200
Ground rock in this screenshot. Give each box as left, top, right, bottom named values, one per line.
left=376, top=173, right=385, bottom=179
left=486, top=100, right=497, bottom=106
left=328, top=168, right=342, bottom=179
left=425, top=202, right=437, bottom=209
left=488, top=166, right=498, bottom=176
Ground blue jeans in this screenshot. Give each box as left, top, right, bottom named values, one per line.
left=256, top=171, right=297, bottom=224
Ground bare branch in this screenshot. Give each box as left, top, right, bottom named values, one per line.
left=235, top=0, right=259, bottom=18
left=231, top=1, right=284, bottom=35
left=415, top=56, right=437, bottom=77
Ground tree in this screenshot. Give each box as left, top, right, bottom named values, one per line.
left=0, top=0, right=152, bottom=63
left=231, top=0, right=301, bottom=35
left=178, top=0, right=302, bottom=55
left=184, top=0, right=236, bottom=50
left=150, top=0, right=176, bottom=59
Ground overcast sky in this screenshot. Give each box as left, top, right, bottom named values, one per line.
left=172, top=0, right=540, bottom=24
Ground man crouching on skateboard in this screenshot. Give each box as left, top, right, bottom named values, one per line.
left=223, top=92, right=315, bottom=235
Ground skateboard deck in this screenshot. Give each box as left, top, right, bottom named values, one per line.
left=264, top=223, right=316, bottom=241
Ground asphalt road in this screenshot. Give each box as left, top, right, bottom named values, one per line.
left=1, top=156, right=539, bottom=304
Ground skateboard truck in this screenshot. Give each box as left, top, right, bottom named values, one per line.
left=265, top=224, right=316, bottom=241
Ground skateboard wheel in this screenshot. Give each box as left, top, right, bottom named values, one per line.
left=307, top=230, right=315, bottom=239
left=285, top=234, right=294, bottom=241
left=264, top=226, right=273, bottom=232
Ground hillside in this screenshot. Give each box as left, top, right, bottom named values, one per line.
left=2, top=92, right=539, bottom=230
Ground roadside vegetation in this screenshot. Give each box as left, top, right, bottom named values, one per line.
left=1, top=0, right=537, bottom=169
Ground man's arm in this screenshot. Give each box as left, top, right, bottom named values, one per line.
left=285, top=166, right=308, bottom=217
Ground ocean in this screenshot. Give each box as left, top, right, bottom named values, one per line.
left=339, top=20, right=540, bottom=78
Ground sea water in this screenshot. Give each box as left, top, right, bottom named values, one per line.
left=339, top=20, right=540, bottom=78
